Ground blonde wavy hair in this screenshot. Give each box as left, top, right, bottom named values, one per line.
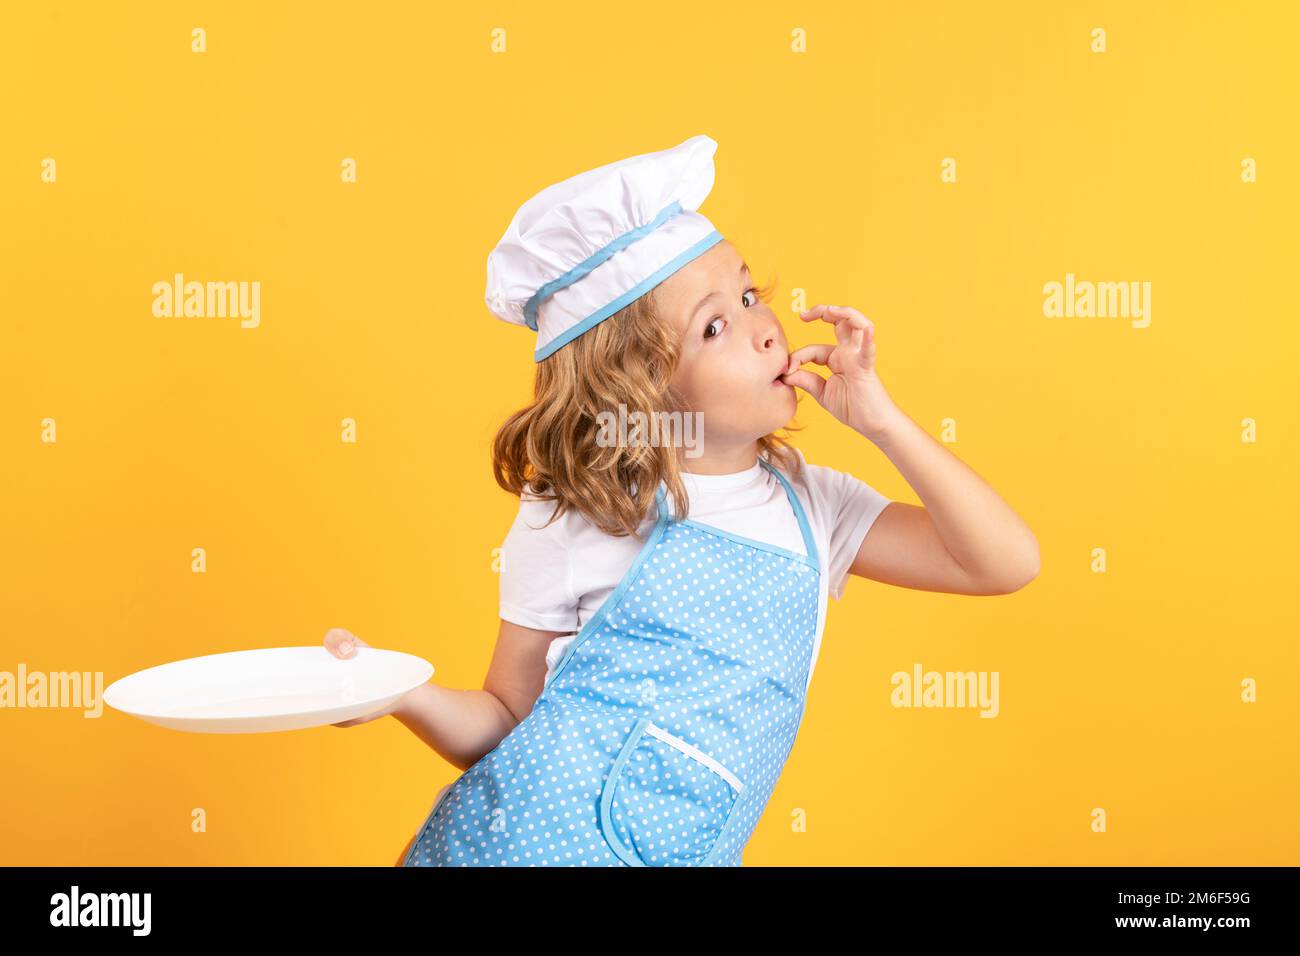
left=492, top=275, right=805, bottom=538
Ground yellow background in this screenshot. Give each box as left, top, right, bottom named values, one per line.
left=2, top=1, right=1296, bottom=865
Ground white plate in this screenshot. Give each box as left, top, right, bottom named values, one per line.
left=103, top=646, right=434, bottom=734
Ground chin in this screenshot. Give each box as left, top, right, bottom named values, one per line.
left=762, top=387, right=797, bottom=428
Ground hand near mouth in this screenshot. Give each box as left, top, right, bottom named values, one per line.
left=782, top=304, right=902, bottom=443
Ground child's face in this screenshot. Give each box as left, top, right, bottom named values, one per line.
left=657, top=240, right=796, bottom=450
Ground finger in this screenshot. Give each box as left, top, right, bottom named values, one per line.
left=802, top=305, right=868, bottom=347
left=330, top=629, right=356, bottom=658
left=799, top=304, right=869, bottom=326
left=827, top=303, right=872, bottom=327
left=850, top=325, right=864, bottom=354
left=850, top=325, right=877, bottom=371
left=324, top=628, right=364, bottom=658
left=782, top=368, right=826, bottom=401
left=785, top=343, right=835, bottom=372
left=333, top=711, right=378, bottom=727
left=830, top=308, right=869, bottom=349
left=859, top=324, right=877, bottom=368
left=841, top=309, right=873, bottom=358
left=327, top=633, right=353, bottom=657
left=798, top=304, right=834, bottom=324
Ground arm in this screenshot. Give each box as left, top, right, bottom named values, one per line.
left=325, top=621, right=570, bottom=771
left=785, top=304, right=1040, bottom=596
left=849, top=407, right=1040, bottom=595
left=393, top=619, right=571, bottom=769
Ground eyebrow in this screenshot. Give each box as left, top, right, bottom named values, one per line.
left=690, top=261, right=752, bottom=321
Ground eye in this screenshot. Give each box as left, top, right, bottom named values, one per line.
left=702, top=287, right=760, bottom=341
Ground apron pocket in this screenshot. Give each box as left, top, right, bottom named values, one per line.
left=599, top=716, right=745, bottom=867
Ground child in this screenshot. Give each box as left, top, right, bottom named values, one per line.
left=327, top=134, right=1040, bottom=867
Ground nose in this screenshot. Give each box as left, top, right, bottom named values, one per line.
left=752, top=310, right=785, bottom=354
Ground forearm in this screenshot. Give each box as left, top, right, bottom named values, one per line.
left=867, top=407, right=1040, bottom=587
left=390, top=683, right=517, bottom=771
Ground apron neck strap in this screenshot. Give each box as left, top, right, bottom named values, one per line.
left=651, top=459, right=820, bottom=568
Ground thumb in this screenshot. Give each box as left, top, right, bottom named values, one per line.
left=338, top=634, right=369, bottom=657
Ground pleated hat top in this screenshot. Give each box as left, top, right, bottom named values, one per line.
left=485, top=134, right=725, bottom=362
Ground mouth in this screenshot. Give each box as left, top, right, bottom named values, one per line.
left=770, top=359, right=791, bottom=388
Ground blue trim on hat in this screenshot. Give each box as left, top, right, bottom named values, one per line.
left=533, top=229, right=725, bottom=362
left=523, top=200, right=685, bottom=333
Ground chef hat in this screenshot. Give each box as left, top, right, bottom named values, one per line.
left=485, top=134, right=725, bottom=362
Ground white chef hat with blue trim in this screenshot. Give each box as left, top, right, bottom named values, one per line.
left=485, top=134, right=724, bottom=363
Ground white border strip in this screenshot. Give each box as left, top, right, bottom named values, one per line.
left=645, top=721, right=745, bottom=793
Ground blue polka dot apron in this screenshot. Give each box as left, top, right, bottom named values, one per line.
left=403, top=458, right=821, bottom=866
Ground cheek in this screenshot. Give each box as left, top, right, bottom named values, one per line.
left=710, top=371, right=770, bottom=422
left=675, top=346, right=770, bottom=415
left=673, top=357, right=729, bottom=413
left=668, top=362, right=703, bottom=409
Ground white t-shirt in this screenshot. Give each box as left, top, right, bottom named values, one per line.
left=498, top=448, right=893, bottom=690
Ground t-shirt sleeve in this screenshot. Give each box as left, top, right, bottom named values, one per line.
left=498, top=493, right=581, bottom=632
left=799, top=451, right=893, bottom=601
